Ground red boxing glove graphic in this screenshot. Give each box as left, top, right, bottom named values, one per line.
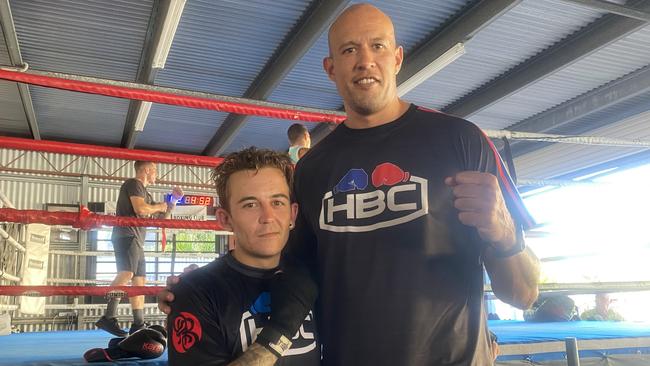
left=372, top=162, right=410, bottom=188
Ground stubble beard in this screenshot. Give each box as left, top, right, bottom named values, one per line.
left=347, top=87, right=390, bottom=116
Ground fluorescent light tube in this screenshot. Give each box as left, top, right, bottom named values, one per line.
left=151, top=0, right=187, bottom=69
left=133, top=101, right=153, bottom=132
left=397, top=42, right=465, bottom=97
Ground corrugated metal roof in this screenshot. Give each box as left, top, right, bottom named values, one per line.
left=514, top=109, right=650, bottom=179
left=233, top=0, right=470, bottom=151
left=147, top=0, right=311, bottom=153
left=552, top=90, right=650, bottom=136
left=405, top=0, right=605, bottom=124
left=9, top=0, right=152, bottom=79
left=135, top=103, right=227, bottom=154
left=0, top=26, right=29, bottom=136
left=0, top=81, right=28, bottom=136
left=9, top=0, right=153, bottom=143
left=474, top=25, right=650, bottom=130
left=0, top=26, right=9, bottom=64
left=29, top=86, right=129, bottom=145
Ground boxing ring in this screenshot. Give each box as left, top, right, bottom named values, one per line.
left=492, top=320, right=650, bottom=366
left=2, top=66, right=650, bottom=365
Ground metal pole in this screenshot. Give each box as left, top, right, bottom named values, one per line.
left=565, top=337, right=580, bottom=366
left=0, top=190, right=15, bottom=209
left=170, top=233, right=177, bottom=275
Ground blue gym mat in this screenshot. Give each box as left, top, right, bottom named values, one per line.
left=489, top=320, right=650, bottom=365
left=0, top=329, right=168, bottom=365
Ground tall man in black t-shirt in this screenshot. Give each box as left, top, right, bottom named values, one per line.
left=167, top=148, right=319, bottom=366
left=160, top=4, right=541, bottom=365
left=285, top=4, right=539, bottom=365
left=96, top=161, right=183, bottom=337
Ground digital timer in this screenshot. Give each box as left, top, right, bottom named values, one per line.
left=165, top=194, right=214, bottom=206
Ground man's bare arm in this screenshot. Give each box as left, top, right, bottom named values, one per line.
left=484, top=246, right=540, bottom=309
left=446, top=171, right=540, bottom=309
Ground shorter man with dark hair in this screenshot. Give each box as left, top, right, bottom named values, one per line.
left=166, top=147, right=319, bottom=366
left=96, top=161, right=183, bottom=337
left=286, top=123, right=311, bottom=164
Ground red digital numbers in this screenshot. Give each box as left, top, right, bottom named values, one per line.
left=180, top=195, right=213, bottom=206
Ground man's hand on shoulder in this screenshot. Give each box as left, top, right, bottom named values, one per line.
left=157, top=264, right=198, bottom=314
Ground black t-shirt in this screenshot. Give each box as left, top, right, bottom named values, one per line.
left=167, top=254, right=320, bottom=366
left=289, top=104, right=534, bottom=366
left=111, top=178, right=152, bottom=243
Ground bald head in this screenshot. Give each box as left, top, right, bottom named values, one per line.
left=323, top=3, right=406, bottom=123
left=328, top=4, right=397, bottom=56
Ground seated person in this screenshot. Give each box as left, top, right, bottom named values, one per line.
left=524, top=294, right=579, bottom=322
left=166, top=147, right=320, bottom=365
left=581, top=293, right=624, bottom=321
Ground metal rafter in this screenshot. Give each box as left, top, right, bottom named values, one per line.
left=310, top=0, right=521, bottom=143
left=443, top=0, right=650, bottom=118
left=509, top=64, right=650, bottom=157
left=202, top=0, right=351, bottom=156
left=0, top=0, right=40, bottom=139
left=560, top=0, right=650, bottom=21
left=121, top=1, right=162, bottom=149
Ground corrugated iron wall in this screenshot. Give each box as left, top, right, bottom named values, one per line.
left=0, top=148, right=215, bottom=331
left=1, top=148, right=215, bottom=210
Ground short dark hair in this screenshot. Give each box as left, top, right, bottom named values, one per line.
left=287, top=123, right=308, bottom=144
left=134, top=161, right=154, bottom=172
left=211, top=147, right=294, bottom=210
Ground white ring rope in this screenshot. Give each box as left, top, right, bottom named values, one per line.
left=49, top=250, right=220, bottom=259
left=485, top=129, right=650, bottom=148
left=46, top=278, right=166, bottom=286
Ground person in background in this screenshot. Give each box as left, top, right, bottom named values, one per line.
left=581, top=293, right=624, bottom=321
left=95, top=161, right=182, bottom=337
left=287, top=123, right=311, bottom=164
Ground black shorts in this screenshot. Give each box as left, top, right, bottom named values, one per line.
left=113, top=236, right=146, bottom=277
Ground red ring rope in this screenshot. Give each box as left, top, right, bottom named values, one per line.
left=0, top=285, right=164, bottom=297
left=0, top=136, right=223, bottom=168
left=0, top=206, right=224, bottom=231
left=0, top=69, right=347, bottom=124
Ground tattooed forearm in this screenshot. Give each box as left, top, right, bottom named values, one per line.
left=226, top=343, right=278, bottom=366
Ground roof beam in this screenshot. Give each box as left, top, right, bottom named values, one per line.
left=0, top=0, right=40, bottom=139
left=310, top=0, right=521, bottom=143
left=122, top=0, right=185, bottom=149
left=509, top=64, right=650, bottom=157
left=202, top=0, right=351, bottom=156
left=121, top=1, right=161, bottom=149
left=560, top=0, right=650, bottom=22
left=443, top=0, right=650, bottom=118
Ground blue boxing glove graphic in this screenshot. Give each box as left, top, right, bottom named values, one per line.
left=333, top=169, right=368, bottom=194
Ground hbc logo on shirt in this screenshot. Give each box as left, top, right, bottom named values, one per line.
left=319, top=162, right=428, bottom=232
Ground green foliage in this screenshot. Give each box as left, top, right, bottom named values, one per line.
left=172, top=230, right=217, bottom=252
